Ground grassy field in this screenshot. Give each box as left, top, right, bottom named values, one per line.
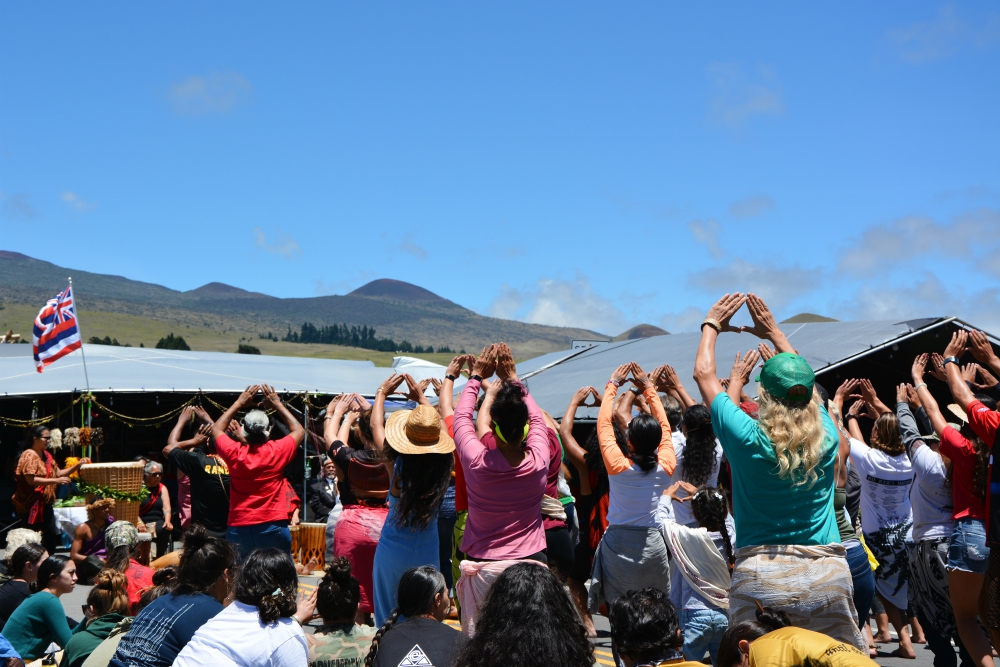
left=0, top=303, right=466, bottom=367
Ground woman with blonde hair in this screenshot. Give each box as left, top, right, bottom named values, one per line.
left=61, top=570, right=130, bottom=667
left=693, top=293, right=863, bottom=650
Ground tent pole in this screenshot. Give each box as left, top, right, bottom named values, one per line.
left=302, top=398, right=308, bottom=520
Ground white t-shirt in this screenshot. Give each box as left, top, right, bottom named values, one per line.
left=849, top=438, right=914, bottom=535
left=173, top=600, right=307, bottom=667
left=669, top=439, right=724, bottom=526
left=908, top=443, right=954, bottom=542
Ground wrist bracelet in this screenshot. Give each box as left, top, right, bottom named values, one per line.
left=610, top=380, right=620, bottom=388
left=914, top=383, right=927, bottom=390
left=701, top=318, right=722, bottom=333
left=943, top=356, right=960, bottom=367
left=445, top=374, right=457, bottom=381
left=470, top=375, right=482, bottom=382
left=844, top=413, right=858, bottom=421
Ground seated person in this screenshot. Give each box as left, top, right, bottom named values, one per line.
left=0, top=544, right=47, bottom=628
left=101, top=522, right=154, bottom=613
left=60, top=570, right=130, bottom=667
left=70, top=499, right=115, bottom=584
left=717, top=606, right=878, bottom=667
left=307, top=557, right=375, bottom=667
left=2, top=555, right=79, bottom=663
left=608, top=587, right=706, bottom=667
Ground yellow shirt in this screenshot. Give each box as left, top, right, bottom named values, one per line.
left=749, top=627, right=877, bottom=667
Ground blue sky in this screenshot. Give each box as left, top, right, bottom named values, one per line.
left=2, top=2, right=999, bottom=336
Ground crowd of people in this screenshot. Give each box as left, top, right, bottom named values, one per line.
left=1, top=291, right=999, bottom=667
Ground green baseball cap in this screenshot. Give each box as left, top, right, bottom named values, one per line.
left=755, top=353, right=814, bottom=403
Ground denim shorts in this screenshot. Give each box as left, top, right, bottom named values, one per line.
left=948, top=517, right=990, bottom=574
left=681, top=607, right=729, bottom=663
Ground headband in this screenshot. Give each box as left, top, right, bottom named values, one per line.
left=492, top=421, right=529, bottom=445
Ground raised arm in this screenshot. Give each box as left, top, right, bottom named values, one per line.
left=437, top=355, right=467, bottom=419
left=693, top=293, right=745, bottom=404
left=598, top=364, right=634, bottom=475
left=164, top=408, right=212, bottom=457
left=560, top=386, right=596, bottom=495
left=858, top=379, right=892, bottom=416
left=912, top=354, right=948, bottom=437
left=969, top=329, right=1000, bottom=379
left=633, top=363, right=675, bottom=475
left=454, top=345, right=498, bottom=466
left=212, top=385, right=259, bottom=440
left=322, top=395, right=350, bottom=450
left=727, top=349, right=760, bottom=405
left=743, top=293, right=795, bottom=354
left=402, top=374, right=433, bottom=407
left=476, top=379, right=499, bottom=439
left=896, top=384, right=925, bottom=458
left=614, top=386, right=637, bottom=433
left=262, top=385, right=304, bottom=445
left=371, top=375, right=406, bottom=454
left=656, top=365, right=697, bottom=410
left=942, top=330, right=977, bottom=411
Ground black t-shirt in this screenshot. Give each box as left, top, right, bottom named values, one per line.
left=168, top=447, right=231, bottom=534
left=331, top=442, right=384, bottom=507
left=372, top=618, right=465, bottom=667
left=0, top=579, right=30, bottom=628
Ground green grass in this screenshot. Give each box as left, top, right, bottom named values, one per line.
left=0, top=303, right=468, bottom=367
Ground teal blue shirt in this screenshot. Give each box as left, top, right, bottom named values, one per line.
left=2, top=591, right=76, bottom=661
left=710, top=393, right=839, bottom=548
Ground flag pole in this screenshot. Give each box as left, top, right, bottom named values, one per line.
left=68, top=278, right=93, bottom=436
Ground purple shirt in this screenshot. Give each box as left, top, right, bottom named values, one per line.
left=455, top=378, right=550, bottom=559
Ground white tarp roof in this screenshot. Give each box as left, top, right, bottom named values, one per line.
left=0, top=344, right=426, bottom=397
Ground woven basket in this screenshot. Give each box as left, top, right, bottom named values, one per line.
left=79, top=462, right=145, bottom=526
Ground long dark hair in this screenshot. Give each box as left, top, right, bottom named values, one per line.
left=9, top=543, right=46, bottom=579
left=453, top=562, right=594, bottom=667
left=681, top=405, right=717, bottom=487
left=384, top=450, right=453, bottom=530
left=103, top=544, right=138, bottom=574
left=36, top=554, right=71, bottom=591
left=234, top=548, right=298, bottom=625
left=717, top=606, right=791, bottom=667
left=174, top=524, right=235, bottom=596
left=626, top=413, right=661, bottom=473
left=584, top=422, right=627, bottom=538
left=365, top=566, right=446, bottom=667
left=317, top=557, right=361, bottom=624
left=20, top=425, right=49, bottom=455
left=691, top=487, right=735, bottom=570
left=490, top=381, right=530, bottom=444
left=608, top=587, right=680, bottom=663
left=966, top=394, right=997, bottom=502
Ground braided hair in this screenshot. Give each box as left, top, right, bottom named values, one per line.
left=364, top=566, right=446, bottom=667
left=681, top=405, right=717, bottom=487
left=583, top=422, right=628, bottom=539
left=691, top=487, right=735, bottom=571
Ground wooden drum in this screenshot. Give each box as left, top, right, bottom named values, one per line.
left=290, top=525, right=301, bottom=561
left=136, top=531, right=152, bottom=566
left=79, top=462, right=145, bottom=526
left=298, top=522, right=326, bottom=573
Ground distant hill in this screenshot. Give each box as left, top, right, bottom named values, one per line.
left=781, top=312, right=839, bottom=323
left=613, top=324, right=669, bottom=341
left=0, top=251, right=604, bottom=358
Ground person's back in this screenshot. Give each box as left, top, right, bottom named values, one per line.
left=308, top=624, right=375, bottom=667
left=372, top=617, right=462, bottom=667
left=109, top=591, right=223, bottom=667
left=711, top=393, right=839, bottom=547
left=0, top=580, right=30, bottom=629
left=173, top=600, right=305, bottom=667
left=849, top=438, right=913, bottom=535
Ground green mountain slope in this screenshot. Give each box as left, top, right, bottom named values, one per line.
left=0, top=251, right=604, bottom=358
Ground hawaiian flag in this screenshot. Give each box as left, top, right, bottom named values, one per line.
left=32, top=285, right=82, bottom=372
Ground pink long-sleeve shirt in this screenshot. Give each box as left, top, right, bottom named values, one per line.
left=454, top=378, right=550, bottom=559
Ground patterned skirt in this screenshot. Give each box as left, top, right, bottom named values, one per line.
left=906, top=538, right=956, bottom=639
left=864, top=521, right=912, bottom=610
left=730, top=543, right=865, bottom=651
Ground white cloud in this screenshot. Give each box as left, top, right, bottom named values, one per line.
left=688, top=218, right=723, bottom=258
left=837, top=208, right=1000, bottom=276
left=167, top=72, right=252, bottom=116
left=659, top=306, right=705, bottom=334
left=707, top=62, right=784, bottom=129
left=687, top=258, right=823, bottom=311
left=0, top=192, right=36, bottom=220
left=253, top=227, right=301, bottom=259
left=729, top=195, right=775, bottom=218
left=486, top=274, right=629, bottom=335
left=60, top=191, right=96, bottom=212
left=886, top=4, right=1000, bottom=65
left=397, top=232, right=428, bottom=260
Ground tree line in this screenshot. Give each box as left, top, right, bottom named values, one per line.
left=261, top=322, right=453, bottom=354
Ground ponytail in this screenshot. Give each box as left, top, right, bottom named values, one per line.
left=364, top=609, right=399, bottom=667
left=691, top=487, right=734, bottom=570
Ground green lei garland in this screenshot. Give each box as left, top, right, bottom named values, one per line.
left=76, top=480, right=151, bottom=504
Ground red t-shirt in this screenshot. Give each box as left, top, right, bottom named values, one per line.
left=215, top=433, right=299, bottom=526
left=446, top=416, right=469, bottom=513
left=125, top=559, right=155, bottom=614
left=940, top=426, right=987, bottom=520
left=967, top=400, right=1000, bottom=544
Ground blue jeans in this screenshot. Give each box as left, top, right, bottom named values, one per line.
left=227, top=520, right=291, bottom=561
left=845, top=542, right=876, bottom=626
left=948, top=518, right=990, bottom=574
left=681, top=608, right=729, bottom=665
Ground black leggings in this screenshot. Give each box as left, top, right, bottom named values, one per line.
left=544, top=527, right=575, bottom=580
left=24, top=505, right=60, bottom=555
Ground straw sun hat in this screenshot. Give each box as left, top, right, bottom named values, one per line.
left=385, top=405, right=455, bottom=455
